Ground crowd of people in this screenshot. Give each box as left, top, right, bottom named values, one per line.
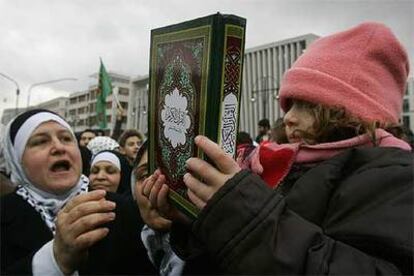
left=0, top=21, right=413, bottom=275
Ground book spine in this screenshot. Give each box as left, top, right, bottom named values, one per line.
left=217, top=23, right=246, bottom=158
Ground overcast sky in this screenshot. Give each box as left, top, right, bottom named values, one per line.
left=1, top=0, right=413, bottom=118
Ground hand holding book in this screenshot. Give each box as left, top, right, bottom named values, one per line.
left=143, top=170, right=192, bottom=225
left=144, top=135, right=241, bottom=221
left=184, top=136, right=241, bottom=209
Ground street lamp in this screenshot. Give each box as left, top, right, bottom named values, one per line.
left=26, top=77, right=78, bottom=109
left=0, top=72, right=20, bottom=116
left=250, top=76, right=279, bottom=119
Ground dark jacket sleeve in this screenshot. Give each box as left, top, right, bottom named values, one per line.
left=172, top=148, right=413, bottom=275
left=111, top=117, right=124, bottom=141
left=1, top=193, right=53, bottom=275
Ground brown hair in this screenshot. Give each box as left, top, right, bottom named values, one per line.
left=118, top=129, right=144, bottom=147
left=291, top=100, right=405, bottom=145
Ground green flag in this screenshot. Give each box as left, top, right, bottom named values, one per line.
left=96, top=59, right=112, bottom=129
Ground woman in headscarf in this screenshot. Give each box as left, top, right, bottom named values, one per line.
left=89, top=150, right=132, bottom=198
left=0, top=109, right=155, bottom=275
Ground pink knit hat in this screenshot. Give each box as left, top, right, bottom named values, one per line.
left=279, top=22, right=409, bottom=125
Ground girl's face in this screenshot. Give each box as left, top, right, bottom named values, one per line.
left=22, top=121, right=82, bottom=194
left=89, top=161, right=121, bottom=193
left=284, top=100, right=316, bottom=144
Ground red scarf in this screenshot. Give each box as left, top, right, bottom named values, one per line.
left=238, top=129, right=411, bottom=188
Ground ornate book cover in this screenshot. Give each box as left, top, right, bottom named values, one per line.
left=148, top=13, right=246, bottom=219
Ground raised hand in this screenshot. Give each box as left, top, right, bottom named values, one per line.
left=53, top=190, right=116, bottom=275
left=135, top=174, right=172, bottom=231
left=143, top=170, right=190, bottom=224
left=184, top=135, right=241, bottom=209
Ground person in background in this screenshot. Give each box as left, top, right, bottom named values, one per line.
left=144, top=22, right=413, bottom=274
left=89, top=149, right=132, bottom=198
left=255, top=118, right=270, bottom=144
left=78, top=129, right=96, bottom=147
left=0, top=123, right=14, bottom=196
left=0, top=109, right=155, bottom=275
left=235, top=131, right=256, bottom=170
left=118, top=129, right=144, bottom=166
left=87, top=136, right=120, bottom=157
left=79, top=145, right=92, bottom=176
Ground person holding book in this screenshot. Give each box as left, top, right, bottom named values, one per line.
left=0, top=109, right=155, bottom=275
left=143, top=22, right=413, bottom=274
left=132, top=141, right=221, bottom=275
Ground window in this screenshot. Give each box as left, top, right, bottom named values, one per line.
left=89, top=116, right=96, bottom=126
left=118, top=87, right=129, bottom=96
left=121, top=102, right=128, bottom=109
left=403, top=99, right=409, bottom=112
left=90, top=90, right=96, bottom=100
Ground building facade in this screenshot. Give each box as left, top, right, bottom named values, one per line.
left=127, top=75, right=149, bottom=135
left=66, top=72, right=131, bottom=134
left=1, top=108, right=26, bottom=125
left=36, top=96, right=68, bottom=119
left=1, top=97, right=68, bottom=125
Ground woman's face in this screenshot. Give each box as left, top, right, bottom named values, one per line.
left=133, top=150, right=148, bottom=198
left=89, top=161, right=121, bottom=193
left=284, top=101, right=316, bottom=144
left=22, top=121, right=82, bottom=194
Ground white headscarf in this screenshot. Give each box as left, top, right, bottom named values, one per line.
left=91, top=151, right=121, bottom=170
left=2, top=110, right=88, bottom=233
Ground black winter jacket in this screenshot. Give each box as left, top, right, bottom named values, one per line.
left=1, top=192, right=156, bottom=275
left=171, top=147, right=413, bottom=275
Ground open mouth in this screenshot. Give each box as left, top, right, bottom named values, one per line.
left=50, top=160, right=71, bottom=172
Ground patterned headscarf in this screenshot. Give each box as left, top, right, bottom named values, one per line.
left=87, top=136, right=120, bottom=157
left=2, top=109, right=88, bottom=233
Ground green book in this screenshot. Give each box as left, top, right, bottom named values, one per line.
left=148, top=13, right=246, bottom=219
